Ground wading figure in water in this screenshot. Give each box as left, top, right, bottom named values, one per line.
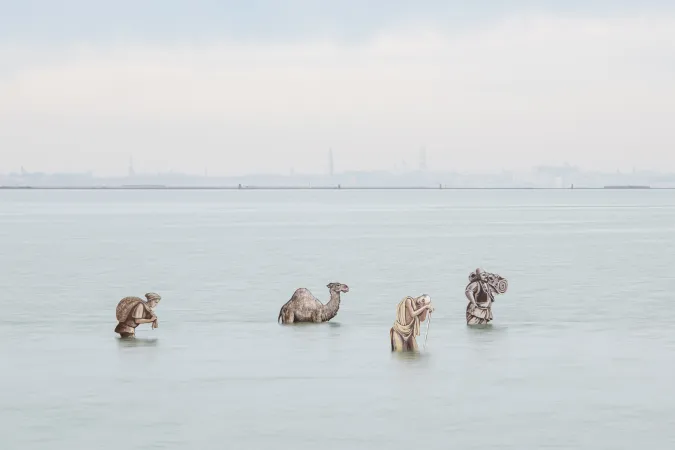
left=465, top=268, right=508, bottom=325
left=114, top=292, right=161, bottom=338
left=390, top=294, right=434, bottom=352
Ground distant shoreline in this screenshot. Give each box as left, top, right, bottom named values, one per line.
left=0, top=185, right=666, bottom=190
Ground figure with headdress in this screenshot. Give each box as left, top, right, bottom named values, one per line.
left=465, top=268, right=508, bottom=325
left=114, top=292, right=161, bottom=338
left=390, top=294, right=434, bottom=352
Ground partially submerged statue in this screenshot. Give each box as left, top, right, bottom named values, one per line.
left=114, top=292, right=161, bottom=338
left=390, top=294, right=434, bottom=352
left=277, top=282, right=349, bottom=324
left=465, top=268, right=508, bottom=325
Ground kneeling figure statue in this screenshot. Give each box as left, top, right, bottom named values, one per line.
left=390, top=294, right=434, bottom=352
left=114, top=292, right=161, bottom=338
left=465, top=268, right=508, bottom=325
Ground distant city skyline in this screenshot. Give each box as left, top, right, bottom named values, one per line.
left=3, top=163, right=675, bottom=189
left=3, top=156, right=674, bottom=177
left=2, top=1, right=675, bottom=175
left=2, top=151, right=672, bottom=179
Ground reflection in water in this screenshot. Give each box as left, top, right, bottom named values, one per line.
left=282, top=321, right=342, bottom=327
left=391, top=350, right=431, bottom=364
left=467, top=324, right=494, bottom=331
left=116, top=337, right=159, bottom=348
left=283, top=322, right=344, bottom=335
left=466, top=324, right=509, bottom=334
left=392, top=351, right=420, bottom=361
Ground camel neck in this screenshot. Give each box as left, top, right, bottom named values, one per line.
left=320, top=290, right=341, bottom=321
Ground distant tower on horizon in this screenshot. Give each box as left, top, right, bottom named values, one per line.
left=419, top=146, right=427, bottom=172
left=328, top=148, right=334, bottom=176
left=128, top=157, right=135, bottom=177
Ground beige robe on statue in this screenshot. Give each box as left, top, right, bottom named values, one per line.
left=390, top=297, right=421, bottom=351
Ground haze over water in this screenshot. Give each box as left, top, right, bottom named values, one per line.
left=1, top=189, right=674, bottom=449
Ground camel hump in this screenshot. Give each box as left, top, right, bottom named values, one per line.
left=293, top=288, right=310, bottom=297
left=116, top=296, right=145, bottom=322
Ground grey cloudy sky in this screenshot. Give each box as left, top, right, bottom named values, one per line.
left=1, top=1, right=674, bottom=175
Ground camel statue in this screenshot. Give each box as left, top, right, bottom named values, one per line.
left=277, top=282, right=350, bottom=324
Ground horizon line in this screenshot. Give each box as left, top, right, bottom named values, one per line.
left=0, top=185, right=661, bottom=191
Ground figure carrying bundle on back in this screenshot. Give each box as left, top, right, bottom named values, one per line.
left=114, top=292, right=161, bottom=338
left=464, top=268, right=508, bottom=325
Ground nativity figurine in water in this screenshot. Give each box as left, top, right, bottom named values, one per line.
left=277, top=282, right=350, bottom=324
left=464, top=268, right=508, bottom=325
left=114, top=292, right=161, bottom=338
left=390, top=294, right=434, bottom=352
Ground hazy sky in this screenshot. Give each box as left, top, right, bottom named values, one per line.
left=2, top=1, right=675, bottom=176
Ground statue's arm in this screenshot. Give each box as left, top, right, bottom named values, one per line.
left=465, top=283, right=478, bottom=306
left=406, top=297, right=430, bottom=317
left=131, top=304, right=156, bottom=324
left=419, top=298, right=433, bottom=322
left=134, top=317, right=156, bottom=324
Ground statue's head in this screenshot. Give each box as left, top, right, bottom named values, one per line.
left=145, top=292, right=161, bottom=309
left=469, top=268, right=488, bottom=282
left=327, top=282, right=349, bottom=293
left=415, top=294, right=431, bottom=307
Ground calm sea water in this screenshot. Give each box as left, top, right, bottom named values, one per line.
left=1, top=189, right=674, bottom=449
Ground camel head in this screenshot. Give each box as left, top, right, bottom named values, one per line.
left=327, top=282, right=349, bottom=294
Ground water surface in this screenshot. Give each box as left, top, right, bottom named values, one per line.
left=1, top=189, right=674, bottom=449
